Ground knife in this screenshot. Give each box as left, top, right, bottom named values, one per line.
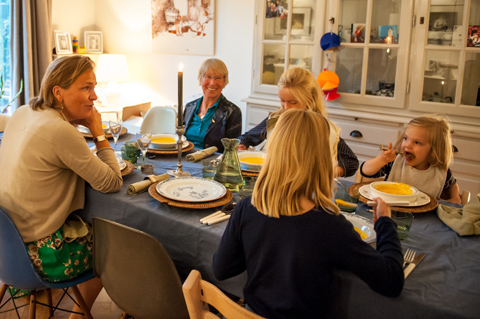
left=404, top=253, right=426, bottom=278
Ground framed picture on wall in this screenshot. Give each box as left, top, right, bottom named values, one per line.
left=54, top=30, right=72, bottom=54
left=85, top=31, right=103, bottom=53
left=275, top=7, right=312, bottom=36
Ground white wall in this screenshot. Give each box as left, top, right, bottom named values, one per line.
left=52, top=0, right=256, bottom=132
left=52, top=0, right=96, bottom=46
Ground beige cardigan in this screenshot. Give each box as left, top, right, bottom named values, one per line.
left=0, top=105, right=123, bottom=242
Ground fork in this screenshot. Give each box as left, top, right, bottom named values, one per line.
left=403, top=249, right=416, bottom=268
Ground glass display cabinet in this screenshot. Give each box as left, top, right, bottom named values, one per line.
left=409, top=0, right=480, bottom=118
left=252, top=0, right=323, bottom=95
left=326, top=0, right=413, bottom=109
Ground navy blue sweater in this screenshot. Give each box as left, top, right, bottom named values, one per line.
left=213, top=197, right=404, bottom=318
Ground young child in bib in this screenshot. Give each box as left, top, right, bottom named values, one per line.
left=360, top=116, right=461, bottom=204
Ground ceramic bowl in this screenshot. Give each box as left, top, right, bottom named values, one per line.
left=237, top=150, right=266, bottom=171
left=150, top=134, right=181, bottom=149
left=369, top=181, right=419, bottom=203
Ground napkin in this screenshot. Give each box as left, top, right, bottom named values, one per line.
left=186, top=146, right=218, bottom=162
left=127, top=173, right=169, bottom=196
left=436, top=193, right=480, bottom=236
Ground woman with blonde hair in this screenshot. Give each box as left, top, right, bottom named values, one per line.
left=238, top=67, right=358, bottom=177
left=183, top=58, right=242, bottom=153
left=214, top=109, right=403, bottom=318
left=0, top=55, right=122, bottom=318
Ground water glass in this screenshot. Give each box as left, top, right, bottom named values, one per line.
left=202, top=159, right=218, bottom=180
left=121, top=141, right=140, bottom=164
left=109, top=119, right=123, bottom=151
left=136, top=133, right=152, bottom=165
left=391, top=211, right=414, bottom=240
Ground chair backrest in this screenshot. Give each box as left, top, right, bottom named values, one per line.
left=140, top=106, right=177, bottom=134
left=182, top=270, right=265, bottom=319
left=0, top=208, right=47, bottom=290
left=93, top=218, right=189, bottom=319
left=461, top=190, right=471, bottom=205
left=354, top=168, right=385, bottom=184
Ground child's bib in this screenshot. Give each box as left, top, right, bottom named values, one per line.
left=387, top=154, right=447, bottom=199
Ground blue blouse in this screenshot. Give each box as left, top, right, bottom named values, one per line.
left=185, top=96, right=221, bottom=149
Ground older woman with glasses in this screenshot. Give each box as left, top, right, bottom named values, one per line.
left=183, top=58, right=242, bottom=153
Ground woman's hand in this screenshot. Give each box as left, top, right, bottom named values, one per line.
left=237, top=144, right=247, bottom=151
left=72, top=106, right=104, bottom=137
left=372, top=197, right=391, bottom=223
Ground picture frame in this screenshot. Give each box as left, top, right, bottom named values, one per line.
left=85, top=31, right=103, bottom=53
left=275, top=7, right=312, bottom=36
left=467, top=25, right=480, bottom=47
left=54, top=30, right=72, bottom=54
left=428, top=12, right=458, bottom=31
left=351, top=23, right=366, bottom=43
left=379, top=25, right=398, bottom=44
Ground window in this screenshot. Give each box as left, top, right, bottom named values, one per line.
left=0, top=0, right=11, bottom=113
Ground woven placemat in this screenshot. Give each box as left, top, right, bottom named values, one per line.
left=81, top=127, right=128, bottom=139
left=148, top=181, right=233, bottom=209
left=121, top=160, right=135, bottom=177
left=242, top=169, right=259, bottom=177
left=348, top=182, right=439, bottom=213
left=147, top=141, right=194, bottom=155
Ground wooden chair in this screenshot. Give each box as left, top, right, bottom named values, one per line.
left=182, top=269, right=265, bottom=319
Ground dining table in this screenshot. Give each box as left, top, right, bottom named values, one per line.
left=78, top=133, right=480, bottom=319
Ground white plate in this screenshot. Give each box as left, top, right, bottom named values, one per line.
left=150, top=134, right=186, bottom=150
left=341, top=213, right=376, bottom=243
left=358, top=185, right=431, bottom=207
left=77, top=122, right=110, bottom=134
left=150, top=139, right=189, bottom=150
left=156, top=177, right=227, bottom=202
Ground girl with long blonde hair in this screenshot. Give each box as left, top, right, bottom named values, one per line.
left=214, top=109, right=404, bottom=318
left=237, top=67, right=359, bottom=177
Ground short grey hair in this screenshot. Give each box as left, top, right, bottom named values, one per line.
left=197, top=58, right=229, bottom=86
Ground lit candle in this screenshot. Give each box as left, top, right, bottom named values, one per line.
left=178, top=64, right=183, bottom=126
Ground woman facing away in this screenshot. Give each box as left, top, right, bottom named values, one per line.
left=213, top=109, right=404, bottom=318
left=238, top=67, right=359, bottom=177
left=0, top=55, right=123, bottom=318
left=183, top=58, right=242, bottom=153
left=360, top=115, right=461, bottom=204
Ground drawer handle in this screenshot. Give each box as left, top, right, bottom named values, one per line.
left=350, top=130, right=363, bottom=138
left=453, top=145, right=458, bottom=153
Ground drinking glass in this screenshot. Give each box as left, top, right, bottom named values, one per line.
left=136, top=133, right=152, bottom=165
left=109, top=119, right=123, bottom=151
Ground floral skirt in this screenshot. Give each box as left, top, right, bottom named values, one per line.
left=24, top=223, right=93, bottom=283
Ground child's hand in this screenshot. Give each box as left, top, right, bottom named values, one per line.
left=381, top=142, right=397, bottom=163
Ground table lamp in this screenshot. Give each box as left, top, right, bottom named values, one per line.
left=96, top=54, right=129, bottom=106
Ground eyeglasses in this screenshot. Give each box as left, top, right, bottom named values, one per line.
left=203, top=75, right=225, bottom=82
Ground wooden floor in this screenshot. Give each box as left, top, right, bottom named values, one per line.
left=0, top=281, right=123, bottom=319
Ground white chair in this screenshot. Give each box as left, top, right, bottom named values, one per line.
left=140, top=106, right=177, bottom=134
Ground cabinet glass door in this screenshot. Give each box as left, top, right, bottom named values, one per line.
left=409, top=0, right=480, bottom=118
left=329, top=0, right=412, bottom=109
left=254, top=0, right=322, bottom=95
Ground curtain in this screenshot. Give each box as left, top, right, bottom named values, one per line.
left=10, top=0, right=52, bottom=111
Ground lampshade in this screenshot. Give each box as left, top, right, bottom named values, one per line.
left=96, top=54, right=129, bottom=83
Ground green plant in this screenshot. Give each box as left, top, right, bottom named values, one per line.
left=1, top=73, right=23, bottom=114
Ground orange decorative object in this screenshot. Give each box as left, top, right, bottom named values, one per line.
left=317, top=69, right=340, bottom=101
